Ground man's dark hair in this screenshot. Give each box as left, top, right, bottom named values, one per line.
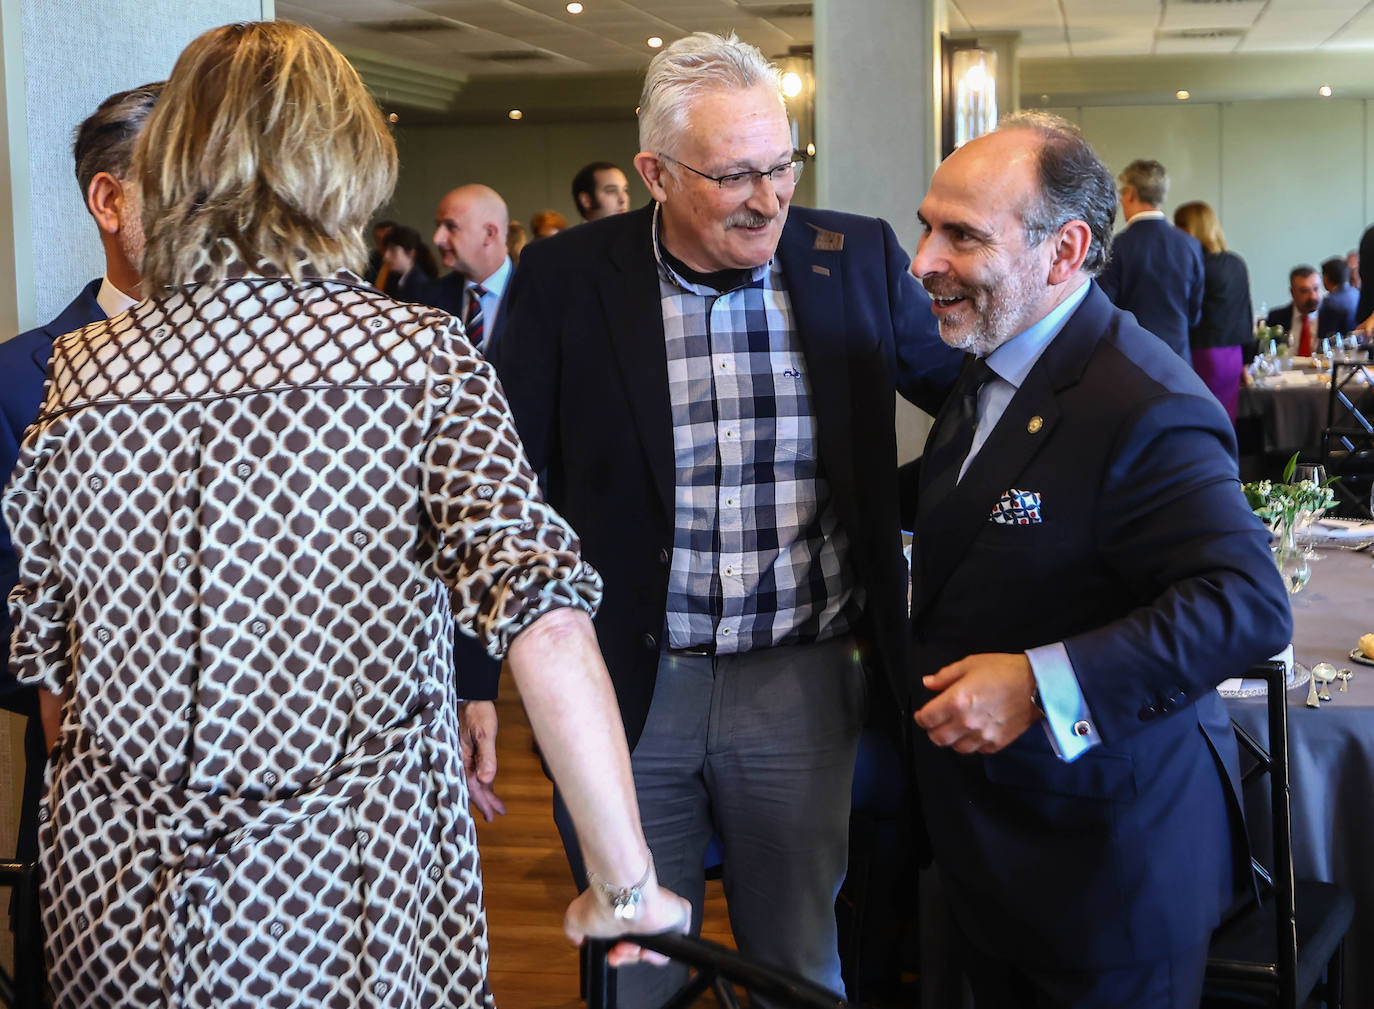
left=1290, top=264, right=1319, bottom=283
left=999, top=111, right=1117, bottom=276
left=1321, top=257, right=1349, bottom=287
left=72, top=82, right=164, bottom=199
left=572, top=161, right=618, bottom=219
left=373, top=219, right=398, bottom=235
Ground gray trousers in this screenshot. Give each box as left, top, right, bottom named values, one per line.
left=558, top=636, right=867, bottom=1008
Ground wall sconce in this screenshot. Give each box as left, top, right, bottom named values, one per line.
left=950, top=47, right=996, bottom=150
left=778, top=48, right=815, bottom=162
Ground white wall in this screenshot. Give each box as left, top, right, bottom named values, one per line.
left=1044, top=99, right=1370, bottom=316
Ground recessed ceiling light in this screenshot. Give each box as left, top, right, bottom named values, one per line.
left=566, top=2, right=583, bottom=13
left=647, top=36, right=663, bottom=48
left=508, top=109, right=523, bottom=120
left=1176, top=89, right=1190, bottom=100
left=805, top=142, right=816, bottom=157
left=1319, top=85, right=1333, bottom=97
left=781, top=71, right=804, bottom=98
left=387, top=112, right=399, bottom=124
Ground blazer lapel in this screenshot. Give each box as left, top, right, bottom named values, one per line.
left=598, top=207, right=676, bottom=519
left=913, top=285, right=1107, bottom=617
left=779, top=216, right=854, bottom=495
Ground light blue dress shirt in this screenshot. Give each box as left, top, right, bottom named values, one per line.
left=959, top=278, right=1102, bottom=762
left=470, top=256, right=513, bottom=350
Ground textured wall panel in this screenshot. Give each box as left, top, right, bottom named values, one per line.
left=19, top=0, right=263, bottom=324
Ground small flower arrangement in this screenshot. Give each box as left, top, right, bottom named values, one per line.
left=1241, top=454, right=1337, bottom=531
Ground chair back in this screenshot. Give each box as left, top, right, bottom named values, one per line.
left=585, top=932, right=851, bottom=1009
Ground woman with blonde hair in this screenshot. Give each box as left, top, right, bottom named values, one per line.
left=5, top=21, right=685, bottom=1008
left=1174, top=200, right=1252, bottom=422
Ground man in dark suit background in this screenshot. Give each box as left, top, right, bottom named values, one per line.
left=1319, top=256, right=1359, bottom=338
left=476, top=30, right=959, bottom=1007
left=1097, top=158, right=1204, bottom=361
left=1265, top=264, right=1324, bottom=355
left=428, top=183, right=513, bottom=357
left=0, top=80, right=161, bottom=969
left=908, top=112, right=1291, bottom=1008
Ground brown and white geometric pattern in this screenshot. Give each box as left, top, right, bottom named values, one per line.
left=4, top=270, right=602, bottom=1008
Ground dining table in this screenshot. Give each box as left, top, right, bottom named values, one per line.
left=1223, top=542, right=1374, bottom=1007
left=1238, top=367, right=1334, bottom=458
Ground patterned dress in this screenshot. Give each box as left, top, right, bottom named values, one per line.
left=3, top=270, right=601, bottom=1008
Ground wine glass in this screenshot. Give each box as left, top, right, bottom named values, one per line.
left=1292, top=463, right=1327, bottom=561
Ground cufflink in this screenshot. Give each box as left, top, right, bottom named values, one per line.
left=1072, top=720, right=1092, bottom=737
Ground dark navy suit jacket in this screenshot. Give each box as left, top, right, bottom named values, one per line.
left=482, top=203, right=960, bottom=747
left=423, top=271, right=511, bottom=361
left=0, top=278, right=105, bottom=861
left=1319, top=283, right=1359, bottom=338
left=910, top=283, right=1291, bottom=971
left=1097, top=216, right=1204, bottom=361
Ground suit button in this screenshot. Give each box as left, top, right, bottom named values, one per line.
left=658, top=547, right=670, bottom=565
left=1138, top=703, right=1158, bottom=721
left=642, top=632, right=657, bottom=650
left=1072, top=720, right=1092, bottom=737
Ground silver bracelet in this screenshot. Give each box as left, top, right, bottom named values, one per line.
left=588, top=850, right=654, bottom=921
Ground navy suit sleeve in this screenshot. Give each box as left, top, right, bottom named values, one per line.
left=883, top=220, right=961, bottom=414
left=1188, top=241, right=1205, bottom=328
left=1062, top=393, right=1292, bottom=743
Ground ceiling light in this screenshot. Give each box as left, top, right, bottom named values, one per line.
left=566, top=1, right=583, bottom=12
left=647, top=36, right=663, bottom=48
left=508, top=109, right=523, bottom=120
left=781, top=71, right=803, bottom=98
left=1176, top=90, right=1190, bottom=100
left=805, top=142, right=816, bottom=157
left=1319, top=85, right=1333, bottom=98
left=387, top=112, right=399, bottom=124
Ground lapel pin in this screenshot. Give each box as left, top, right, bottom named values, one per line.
left=1027, top=416, right=1044, bottom=434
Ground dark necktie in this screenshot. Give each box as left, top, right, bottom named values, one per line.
left=464, top=284, right=487, bottom=351
left=922, top=356, right=995, bottom=494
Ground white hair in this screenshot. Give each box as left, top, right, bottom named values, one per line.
left=637, top=31, right=784, bottom=157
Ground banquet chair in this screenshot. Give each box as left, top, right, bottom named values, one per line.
left=1319, top=360, right=1374, bottom=519
left=1202, top=661, right=1354, bottom=1009
left=0, top=858, right=41, bottom=1008
left=585, top=932, right=854, bottom=1009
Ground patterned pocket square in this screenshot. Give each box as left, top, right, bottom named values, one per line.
left=990, top=489, right=1043, bottom=524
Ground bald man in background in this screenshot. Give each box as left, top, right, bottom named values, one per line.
left=430, top=184, right=513, bottom=356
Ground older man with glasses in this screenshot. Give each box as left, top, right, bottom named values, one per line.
left=464, top=30, right=960, bottom=1007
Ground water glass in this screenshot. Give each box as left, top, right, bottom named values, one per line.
left=1293, top=463, right=1328, bottom=561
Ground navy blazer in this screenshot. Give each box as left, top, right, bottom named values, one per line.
left=910, top=283, right=1291, bottom=970
left=1, top=279, right=106, bottom=709
left=422, top=270, right=512, bottom=360
left=1098, top=217, right=1204, bottom=361
left=484, top=203, right=960, bottom=746
left=1320, top=283, right=1359, bottom=339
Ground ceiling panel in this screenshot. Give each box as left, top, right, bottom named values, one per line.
left=1159, top=0, right=1265, bottom=31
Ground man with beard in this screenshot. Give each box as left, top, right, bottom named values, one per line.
left=0, top=79, right=162, bottom=995
left=572, top=161, right=631, bottom=221
left=908, top=112, right=1290, bottom=1008
left=1265, top=265, right=1324, bottom=355
left=474, top=30, right=960, bottom=1007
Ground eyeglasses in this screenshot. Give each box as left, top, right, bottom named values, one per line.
left=659, top=153, right=804, bottom=193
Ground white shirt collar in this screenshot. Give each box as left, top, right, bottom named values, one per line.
left=1124, top=209, right=1167, bottom=227
left=96, top=275, right=138, bottom=318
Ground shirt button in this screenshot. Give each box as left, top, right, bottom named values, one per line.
left=352, top=681, right=365, bottom=698
left=175, top=556, right=189, bottom=570
left=1072, top=720, right=1092, bottom=737
left=724, top=430, right=735, bottom=439
left=723, top=565, right=735, bottom=576
left=720, top=628, right=732, bottom=637
left=725, top=497, right=736, bottom=507
left=250, top=620, right=268, bottom=636
left=434, top=383, right=451, bottom=397
left=269, top=921, right=286, bottom=938
left=88, top=476, right=104, bottom=490
left=235, top=462, right=252, bottom=478
left=351, top=530, right=368, bottom=547
left=95, top=627, right=111, bottom=643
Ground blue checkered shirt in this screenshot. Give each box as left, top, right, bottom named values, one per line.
left=654, top=212, right=861, bottom=653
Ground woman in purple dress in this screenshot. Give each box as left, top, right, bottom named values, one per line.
left=1174, top=201, right=1252, bottom=423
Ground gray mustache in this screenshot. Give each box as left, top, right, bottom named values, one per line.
left=727, top=212, right=772, bottom=229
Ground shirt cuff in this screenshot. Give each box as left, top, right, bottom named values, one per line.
left=1026, top=642, right=1102, bottom=763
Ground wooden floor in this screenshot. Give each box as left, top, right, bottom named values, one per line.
left=475, top=686, right=734, bottom=1009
